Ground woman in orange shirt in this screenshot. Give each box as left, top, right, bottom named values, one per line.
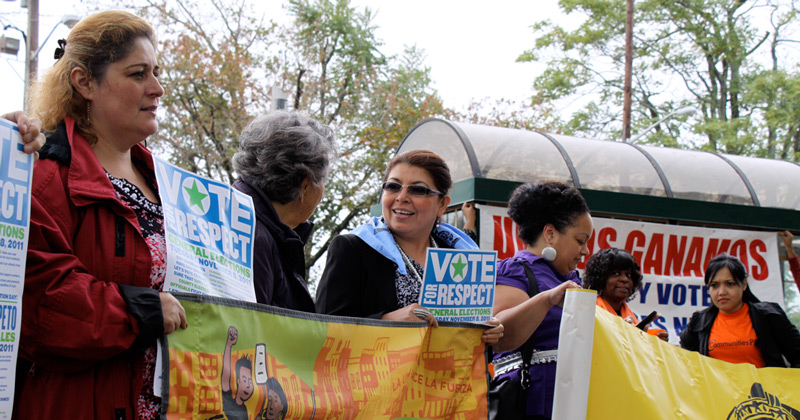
left=584, top=248, right=668, bottom=341
left=584, top=248, right=643, bottom=322
left=680, top=254, right=800, bottom=368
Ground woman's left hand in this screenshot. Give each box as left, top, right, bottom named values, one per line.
left=381, top=303, right=439, bottom=327
left=2, top=111, right=46, bottom=159
left=481, top=317, right=504, bottom=345
left=656, top=331, right=669, bottom=342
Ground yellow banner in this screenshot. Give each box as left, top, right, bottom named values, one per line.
left=162, top=294, right=489, bottom=420
left=587, top=309, right=800, bottom=419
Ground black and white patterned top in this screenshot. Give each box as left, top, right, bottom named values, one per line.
left=108, top=173, right=166, bottom=420
left=395, top=258, right=424, bottom=308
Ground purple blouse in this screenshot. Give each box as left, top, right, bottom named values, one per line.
left=491, top=250, right=581, bottom=418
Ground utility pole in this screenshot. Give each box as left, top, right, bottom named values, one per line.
left=621, top=0, right=634, bottom=142
left=24, top=0, right=38, bottom=111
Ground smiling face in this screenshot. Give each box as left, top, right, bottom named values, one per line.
left=381, top=163, right=450, bottom=243
left=602, top=269, right=633, bottom=305
left=549, top=212, right=593, bottom=275
left=708, top=266, right=746, bottom=314
left=235, top=366, right=254, bottom=403
left=81, top=37, right=164, bottom=148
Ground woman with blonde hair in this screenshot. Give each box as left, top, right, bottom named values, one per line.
left=20, top=10, right=186, bottom=419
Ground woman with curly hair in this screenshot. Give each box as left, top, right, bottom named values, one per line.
left=489, top=181, right=592, bottom=420
left=583, top=248, right=644, bottom=323
left=583, top=248, right=668, bottom=341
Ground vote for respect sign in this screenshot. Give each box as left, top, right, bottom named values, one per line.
left=420, top=249, right=497, bottom=323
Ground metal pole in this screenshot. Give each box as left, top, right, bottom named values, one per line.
left=621, top=0, right=634, bottom=142
left=24, top=0, right=38, bottom=111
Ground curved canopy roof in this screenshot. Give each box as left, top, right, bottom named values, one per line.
left=398, top=119, right=800, bottom=211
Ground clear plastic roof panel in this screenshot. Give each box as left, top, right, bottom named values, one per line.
left=633, top=146, right=754, bottom=205
left=453, top=122, right=572, bottom=184
left=398, top=119, right=800, bottom=210
left=551, top=134, right=667, bottom=196
left=398, top=120, right=474, bottom=183
left=723, top=154, right=800, bottom=209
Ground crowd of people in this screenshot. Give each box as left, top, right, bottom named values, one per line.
left=5, top=9, right=800, bottom=420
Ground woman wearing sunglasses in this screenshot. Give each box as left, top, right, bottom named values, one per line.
left=316, top=150, right=503, bottom=344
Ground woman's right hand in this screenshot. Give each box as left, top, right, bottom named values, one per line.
left=2, top=111, right=46, bottom=158
left=160, top=292, right=188, bottom=334
left=544, top=280, right=581, bottom=308
left=381, top=303, right=439, bottom=327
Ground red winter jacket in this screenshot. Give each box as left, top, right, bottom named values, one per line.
left=15, top=117, right=164, bottom=420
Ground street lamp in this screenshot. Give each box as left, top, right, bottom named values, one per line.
left=31, top=14, right=79, bottom=63
left=626, top=106, right=697, bottom=144
left=0, top=13, right=80, bottom=110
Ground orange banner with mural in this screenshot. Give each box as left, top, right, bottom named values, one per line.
left=162, top=293, right=489, bottom=420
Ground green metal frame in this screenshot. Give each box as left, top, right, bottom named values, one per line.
left=443, top=178, right=800, bottom=232
left=372, top=177, right=800, bottom=232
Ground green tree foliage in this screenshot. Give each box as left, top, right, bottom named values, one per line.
left=451, top=95, right=562, bottom=133
left=126, top=0, right=446, bottom=283
left=520, top=0, right=800, bottom=157
left=280, top=1, right=447, bottom=274
left=134, top=0, right=276, bottom=182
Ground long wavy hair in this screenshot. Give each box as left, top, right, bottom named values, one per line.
left=31, top=10, right=156, bottom=145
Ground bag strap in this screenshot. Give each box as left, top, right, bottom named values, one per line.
left=518, top=260, right=540, bottom=390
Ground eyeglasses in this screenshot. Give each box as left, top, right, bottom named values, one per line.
left=381, top=181, right=444, bottom=197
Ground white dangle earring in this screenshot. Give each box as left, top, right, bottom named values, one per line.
left=542, top=246, right=557, bottom=262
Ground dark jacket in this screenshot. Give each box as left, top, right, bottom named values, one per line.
left=17, top=117, right=164, bottom=419
left=679, top=301, right=800, bottom=368
left=315, top=217, right=478, bottom=319
left=315, top=234, right=401, bottom=319
left=232, top=177, right=315, bottom=312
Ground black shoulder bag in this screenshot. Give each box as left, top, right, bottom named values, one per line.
left=487, top=260, right=540, bottom=419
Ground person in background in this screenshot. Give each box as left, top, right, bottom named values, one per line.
left=316, top=150, right=503, bottom=344
left=779, top=231, right=800, bottom=291
left=490, top=181, right=593, bottom=419
left=583, top=248, right=668, bottom=341
left=460, top=201, right=478, bottom=242
left=680, top=254, right=800, bottom=368
left=232, top=111, right=337, bottom=312
left=584, top=248, right=643, bottom=323
left=20, top=11, right=187, bottom=419
left=1, top=111, right=47, bottom=157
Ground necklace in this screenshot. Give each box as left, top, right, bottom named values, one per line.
left=394, top=235, right=438, bottom=284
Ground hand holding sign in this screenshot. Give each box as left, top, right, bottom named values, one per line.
left=160, top=292, right=188, bottom=334
left=382, top=303, right=438, bottom=327
left=546, top=280, right=582, bottom=308
left=482, top=317, right=504, bottom=345
left=1, top=111, right=45, bottom=158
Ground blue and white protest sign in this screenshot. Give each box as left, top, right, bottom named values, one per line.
left=420, top=248, right=497, bottom=322
left=0, top=118, right=33, bottom=419
left=154, top=158, right=256, bottom=302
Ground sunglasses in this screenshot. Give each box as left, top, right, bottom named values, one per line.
left=381, top=181, right=444, bottom=197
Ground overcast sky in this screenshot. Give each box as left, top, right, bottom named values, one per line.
left=1, top=0, right=569, bottom=114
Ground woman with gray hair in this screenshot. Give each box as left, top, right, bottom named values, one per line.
left=233, top=110, right=337, bottom=311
